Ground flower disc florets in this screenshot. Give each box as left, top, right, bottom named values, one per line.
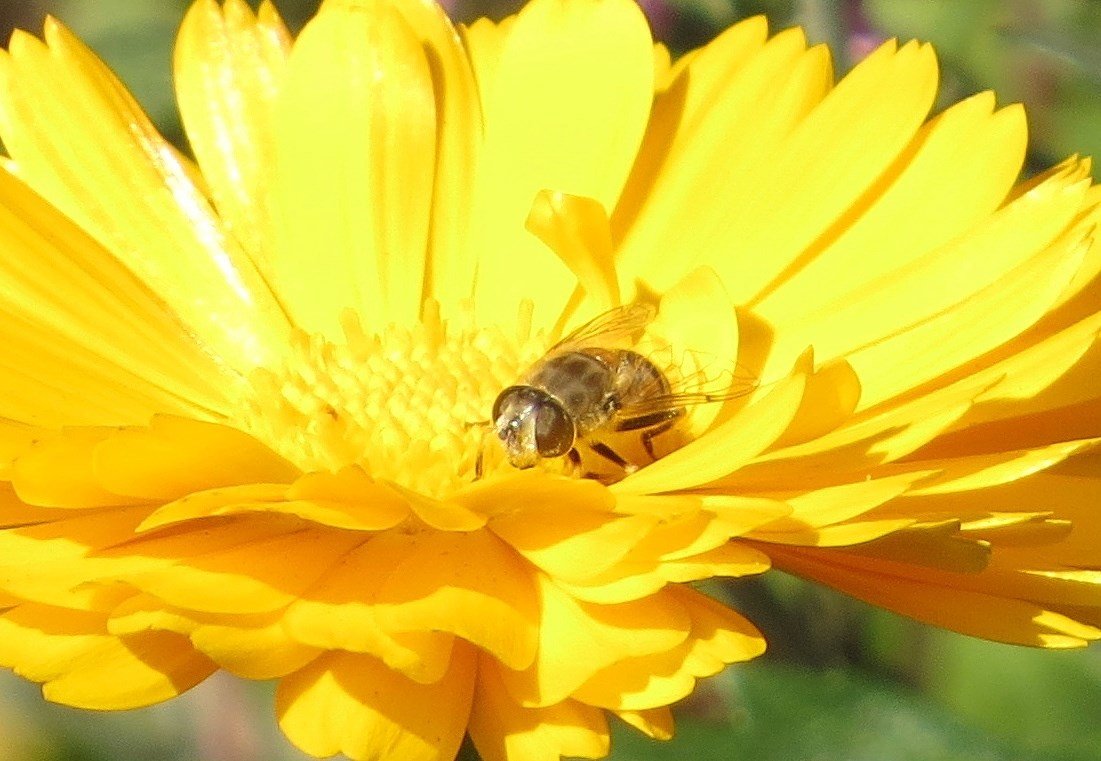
left=244, top=304, right=546, bottom=496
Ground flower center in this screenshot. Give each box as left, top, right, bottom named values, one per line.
left=241, top=302, right=548, bottom=497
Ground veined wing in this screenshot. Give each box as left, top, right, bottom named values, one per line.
left=549, top=303, right=657, bottom=354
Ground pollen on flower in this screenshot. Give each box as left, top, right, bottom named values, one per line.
left=241, top=302, right=548, bottom=496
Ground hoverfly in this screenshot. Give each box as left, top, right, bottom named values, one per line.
left=490, top=303, right=752, bottom=480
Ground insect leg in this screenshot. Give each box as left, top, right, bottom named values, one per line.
left=612, top=409, right=682, bottom=461
left=567, top=448, right=604, bottom=480
left=613, top=408, right=682, bottom=432
left=590, top=441, right=633, bottom=470
left=640, top=419, right=678, bottom=460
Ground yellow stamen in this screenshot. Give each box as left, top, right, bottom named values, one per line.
left=241, top=302, right=546, bottom=497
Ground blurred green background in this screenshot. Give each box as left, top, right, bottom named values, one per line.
left=0, top=1, right=1098, bottom=760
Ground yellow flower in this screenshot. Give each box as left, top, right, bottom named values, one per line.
left=0, top=0, right=1097, bottom=759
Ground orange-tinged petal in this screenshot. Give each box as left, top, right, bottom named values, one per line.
left=614, top=706, right=675, bottom=740
left=107, top=595, right=321, bottom=680
left=769, top=544, right=1101, bottom=647
left=0, top=604, right=215, bottom=710
left=113, top=524, right=364, bottom=614
left=139, top=466, right=411, bottom=533
left=490, top=507, right=658, bottom=583
left=499, top=577, right=690, bottom=707
left=283, top=532, right=457, bottom=684
left=470, top=655, right=610, bottom=761
left=571, top=586, right=765, bottom=710
left=372, top=529, right=540, bottom=670
left=276, top=646, right=475, bottom=761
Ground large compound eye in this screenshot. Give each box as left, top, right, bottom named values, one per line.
left=534, top=400, right=574, bottom=457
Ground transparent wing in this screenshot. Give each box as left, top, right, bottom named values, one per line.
left=614, top=361, right=758, bottom=419
left=550, top=303, right=657, bottom=353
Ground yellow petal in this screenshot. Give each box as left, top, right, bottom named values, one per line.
left=189, top=618, right=321, bottom=680
left=383, top=0, right=484, bottom=310
left=558, top=534, right=770, bottom=605
left=468, top=0, right=654, bottom=326
left=385, top=481, right=487, bottom=531
left=904, top=439, right=1099, bottom=497
left=730, top=373, right=991, bottom=487
left=659, top=542, right=773, bottom=583
left=702, top=40, right=937, bottom=305
left=930, top=312, right=1101, bottom=449
left=751, top=470, right=933, bottom=538
left=612, top=371, right=806, bottom=495
left=269, top=0, right=437, bottom=335
left=284, top=534, right=457, bottom=684
left=616, top=23, right=831, bottom=291
left=961, top=513, right=1073, bottom=548
left=12, top=427, right=130, bottom=508
left=848, top=211, right=1090, bottom=409
left=756, top=95, right=1027, bottom=339
left=0, top=506, right=151, bottom=607
left=174, top=0, right=291, bottom=273
left=0, top=21, right=289, bottom=370
left=839, top=520, right=991, bottom=574
left=0, top=604, right=215, bottom=709
left=95, top=416, right=299, bottom=501
left=525, top=190, right=620, bottom=312
left=0, top=168, right=236, bottom=424
left=650, top=266, right=742, bottom=438
left=276, top=647, right=475, bottom=761
left=11, top=417, right=298, bottom=509
left=456, top=470, right=614, bottom=519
